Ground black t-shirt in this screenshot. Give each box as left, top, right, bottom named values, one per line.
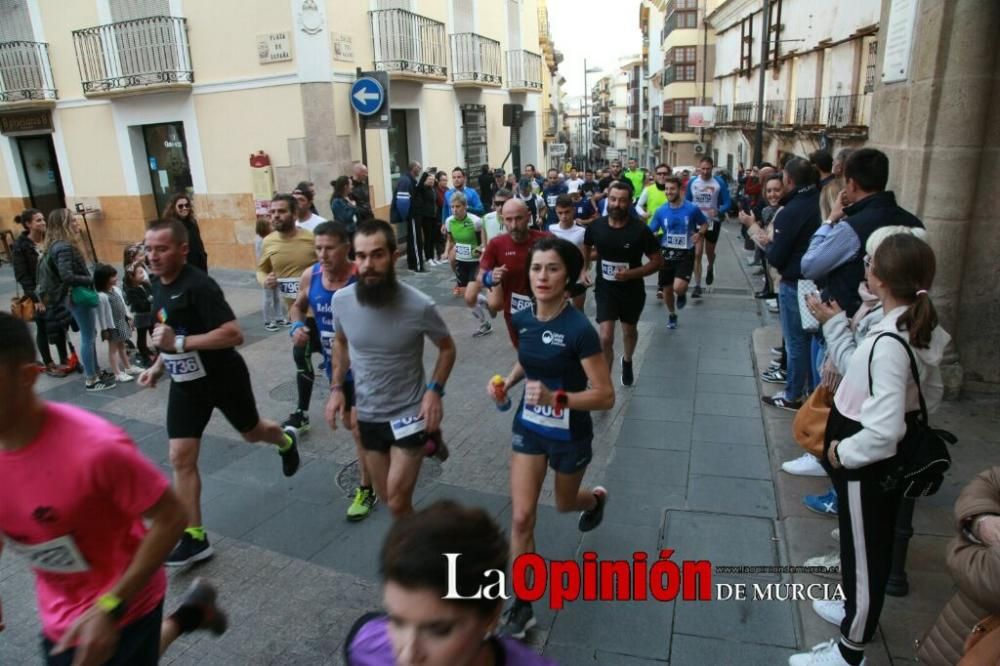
left=151, top=264, right=240, bottom=375
left=597, top=175, right=615, bottom=193
left=584, top=216, right=659, bottom=290
left=580, top=180, right=599, bottom=197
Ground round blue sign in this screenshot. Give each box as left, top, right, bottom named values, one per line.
left=350, top=77, right=385, bottom=116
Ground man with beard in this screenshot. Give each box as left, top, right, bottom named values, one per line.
left=635, top=164, right=672, bottom=221
left=257, top=194, right=321, bottom=433
left=478, top=199, right=550, bottom=348
left=648, top=176, right=707, bottom=329
left=594, top=160, right=624, bottom=208
left=327, top=220, right=456, bottom=519
left=584, top=181, right=663, bottom=386
left=685, top=156, right=732, bottom=297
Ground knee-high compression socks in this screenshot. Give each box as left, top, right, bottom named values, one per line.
left=293, top=342, right=315, bottom=412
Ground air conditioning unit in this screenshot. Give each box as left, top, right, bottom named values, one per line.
left=693, top=143, right=706, bottom=155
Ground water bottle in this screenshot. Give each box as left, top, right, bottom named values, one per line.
left=492, top=375, right=511, bottom=412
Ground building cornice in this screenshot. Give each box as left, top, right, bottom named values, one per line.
left=706, top=0, right=758, bottom=31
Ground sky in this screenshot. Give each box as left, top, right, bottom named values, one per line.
left=546, top=0, right=644, bottom=105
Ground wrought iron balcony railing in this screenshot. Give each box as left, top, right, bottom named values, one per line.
left=795, top=97, right=821, bottom=125
left=450, top=33, right=501, bottom=86
left=0, top=41, right=57, bottom=103
left=369, top=8, right=447, bottom=79
left=764, top=99, right=786, bottom=126
left=732, top=102, right=756, bottom=124
left=714, top=104, right=730, bottom=125
left=506, top=49, right=542, bottom=91
left=826, top=94, right=868, bottom=127
left=72, top=16, right=192, bottom=95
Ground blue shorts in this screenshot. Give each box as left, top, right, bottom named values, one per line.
left=511, top=426, right=593, bottom=474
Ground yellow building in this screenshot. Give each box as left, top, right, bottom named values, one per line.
left=0, top=0, right=546, bottom=268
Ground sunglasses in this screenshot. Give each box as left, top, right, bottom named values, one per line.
left=655, top=171, right=669, bottom=176
left=177, top=203, right=191, bottom=209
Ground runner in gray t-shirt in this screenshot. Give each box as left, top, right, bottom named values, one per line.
left=327, top=220, right=456, bottom=518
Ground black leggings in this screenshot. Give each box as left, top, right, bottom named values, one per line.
left=420, top=216, right=439, bottom=261
left=136, top=326, right=152, bottom=359
left=35, top=317, right=68, bottom=366
left=293, top=317, right=322, bottom=412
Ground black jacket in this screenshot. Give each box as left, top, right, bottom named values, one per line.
left=478, top=171, right=494, bottom=204
left=51, top=240, right=92, bottom=288
left=766, top=185, right=821, bottom=281
left=180, top=217, right=208, bottom=273
left=351, top=180, right=373, bottom=221
left=411, top=176, right=437, bottom=219
left=12, top=231, right=41, bottom=301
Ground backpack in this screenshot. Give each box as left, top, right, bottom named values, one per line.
left=35, top=246, right=63, bottom=306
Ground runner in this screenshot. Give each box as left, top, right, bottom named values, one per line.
left=571, top=188, right=598, bottom=226
left=327, top=219, right=456, bottom=519
left=622, top=158, right=647, bottom=202
left=648, top=176, right=707, bottom=329
left=685, top=156, right=732, bottom=297
left=288, top=221, right=375, bottom=522
left=584, top=181, right=663, bottom=385
left=635, top=163, right=672, bottom=221
left=0, top=315, right=230, bottom=665
left=488, top=237, right=615, bottom=638
left=550, top=194, right=591, bottom=310
left=258, top=193, right=321, bottom=432
left=461, top=188, right=513, bottom=338
left=516, top=178, right=546, bottom=230
left=445, top=192, right=491, bottom=336
left=140, top=219, right=300, bottom=565
left=292, top=187, right=327, bottom=232
left=541, top=168, right=568, bottom=230
left=479, top=199, right=550, bottom=348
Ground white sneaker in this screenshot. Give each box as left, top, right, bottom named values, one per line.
left=831, top=528, right=840, bottom=543
left=789, top=639, right=864, bottom=666
left=812, top=599, right=846, bottom=626
left=124, top=365, right=143, bottom=375
left=782, top=453, right=827, bottom=477
left=804, top=551, right=841, bottom=579
left=115, top=371, right=135, bottom=383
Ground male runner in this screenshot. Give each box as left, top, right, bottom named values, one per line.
left=636, top=163, right=672, bottom=221
left=445, top=192, right=491, bottom=336
left=571, top=188, right=598, bottom=226
left=541, top=168, right=568, bottom=230
left=584, top=181, right=663, bottom=385
left=0, top=313, right=228, bottom=665
left=685, top=156, right=732, bottom=297
left=594, top=160, right=624, bottom=207
left=516, top=178, right=545, bottom=230
left=461, top=189, right=512, bottom=335
left=140, top=219, right=300, bottom=565
left=622, top=158, right=647, bottom=202
left=327, top=220, right=456, bottom=519
left=649, top=177, right=707, bottom=329
left=565, top=166, right=584, bottom=194
left=258, top=194, right=321, bottom=432
left=478, top=198, right=550, bottom=348
left=288, top=221, right=375, bottom=522
left=292, top=187, right=326, bottom=232
left=550, top=194, right=591, bottom=310
left=579, top=168, right=600, bottom=200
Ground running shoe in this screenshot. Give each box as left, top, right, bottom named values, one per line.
left=667, top=313, right=678, bottom=329
left=691, top=285, right=703, bottom=299
left=804, top=551, right=841, bottom=580
left=578, top=486, right=608, bottom=532
left=620, top=357, right=634, bottom=387
left=166, top=533, right=214, bottom=567
left=86, top=377, right=116, bottom=392
left=424, top=431, right=450, bottom=462
left=115, top=371, right=135, bottom=383
left=812, top=599, right=846, bottom=626
left=656, top=288, right=663, bottom=300
left=789, top=639, right=863, bottom=666
left=498, top=600, right=536, bottom=640
left=279, top=427, right=301, bottom=477
left=347, top=487, right=377, bottom=522
left=264, top=321, right=280, bottom=332
left=282, top=409, right=310, bottom=434
left=706, top=266, right=715, bottom=286
left=452, top=286, right=463, bottom=296
left=804, top=488, right=838, bottom=517
left=676, top=293, right=687, bottom=310
left=173, top=578, right=228, bottom=635
left=781, top=453, right=826, bottom=477
left=761, top=393, right=802, bottom=411
left=473, top=320, right=493, bottom=337
left=770, top=346, right=783, bottom=356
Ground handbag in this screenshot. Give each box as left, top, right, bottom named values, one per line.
left=960, top=615, right=1000, bottom=665
left=867, top=332, right=956, bottom=498
left=792, top=385, right=833, bottom=457
left=797, top=279, right=820, bottom=332
left=70, top=285, right=99, bottom=308
left=11, top=279, right=35, bottom=321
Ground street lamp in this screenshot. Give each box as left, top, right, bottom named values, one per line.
left=583, top=60, right=601, bottom=171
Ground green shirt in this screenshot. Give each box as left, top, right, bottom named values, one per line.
left=446, top=214, right=483, bottom=262
left=623, top=168, right=646, bottom=201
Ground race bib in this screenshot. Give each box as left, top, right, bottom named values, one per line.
left=320, top=330, right=334, bottom=352
left=390, top=415, right=425, bottom=440
left=5, top=534, right=90, bottom=574
left=277, top=277, right=299, bottom=297
left=601, top=260, right=629, bottom=281
left=520, top=402, right=571, bottom=441
left=510, top=292, right=533, bottom=314
left=546, top=194, right=558, bottom=208
left=665, top=233, right=688, bottom=250
left=455, top=243, right=474, bottom=261
left=161, top=351, right=207, bottom=382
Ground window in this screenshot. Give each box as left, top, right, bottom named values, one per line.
left=506, top=0, right=521, bottom=50
left=739, top=15, right=753, bottom=77
left=864, top=41, right=878, bottom=93
left=462, top=105, right=488, bottom=175
left=664, top=0, right=698, bottom=38
left=0, top=0, right=33, bottom=41
left=663, top=47, right=696, bottom=84
left=663, top=98, right=695, bottom=132
left=671, top=47, right=696, bottom=64
left=109, top=0, right=169, bottom=21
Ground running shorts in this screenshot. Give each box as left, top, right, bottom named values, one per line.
left=166, top=355, right=260, bottom=439
left=454, top=261, right=479, bottom=288
left=594, top=283, right=646, bottom=325
left=511, top=428, right=593, bottom=474
left=659, top=252, right=695, bottom=286
left=357, top=420, right=427, bottom=453
left=703, top=219, right=722, bottom=244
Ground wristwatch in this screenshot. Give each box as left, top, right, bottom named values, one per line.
left=96, top=593, right=127, bottom=620
left=553, top=389, right=569, bottom=409
left=174, top=335, right=186, bottom=354
left=426, top=381, right=445, bottom=397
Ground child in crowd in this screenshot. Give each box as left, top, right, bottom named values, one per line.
left=123, top=259, right=155, bottom=368
left=93, top=263, right=139, bottom=382
left=255, top=216, right=284, bottom=331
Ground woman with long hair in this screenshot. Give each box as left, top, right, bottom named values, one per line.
left=164, top=192, right=208, bottom=272
left=330, top=175, right=359, bottom=234
left=46, top=208, right=113, bottom=391
left=790, top=233, right=950, bottom=666
left=411, top=171, right=440, bottom=266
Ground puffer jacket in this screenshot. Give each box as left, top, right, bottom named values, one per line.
left=918, top=467, right=1000, bottom=665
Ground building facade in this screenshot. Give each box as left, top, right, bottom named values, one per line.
left=640, top=1, right=666, bottom=169
left=0, top=0, right=547, bottom=268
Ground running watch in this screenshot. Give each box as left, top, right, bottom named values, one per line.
left=96, top=593, right=127, bottom=620
left=554, top=389, right=569, bottom=409
left=174, top=335, right=186, bottom=354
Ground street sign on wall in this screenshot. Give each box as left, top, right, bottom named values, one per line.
left=351, top=71, right=390, bottom=129
left=549, top=142, right=567, bottom=157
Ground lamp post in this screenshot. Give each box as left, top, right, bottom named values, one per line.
left=583, top=60, right=601, bottom=171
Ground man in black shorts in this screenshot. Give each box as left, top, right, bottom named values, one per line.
left=648, top=177, right=708, bottom=329
left=584, top=181, right=663, bottom=386
left=139, top=220, right=301, bottom=566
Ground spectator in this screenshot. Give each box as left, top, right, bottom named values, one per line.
left=292, top=186, right=326, bottom=232
left=351, top=163, right=374, bottom=222
left=393, top=161, right=424, bottom=272
left=93, top=263, right=138, bottom=383
left=330, top=175, right=359, bottom=234
left=164, top=193, right=207, bottom=273
left=819, top=148, right=854, bottom=221
left=477, top=164, right=493, bottom=204
left=435, top=171, right=450, bottom=259
left=296, top=180, right=319, bottom=215
left=122, top=244, right=156, bottom=367
left=412, top=170, right=441, bottom=266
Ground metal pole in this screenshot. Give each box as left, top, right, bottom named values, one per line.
left=357, top=67, right=368, bottom=171
left=584, top=59, right=590, bottom=172
left=885, top=497, right=916, bottom=597
left=752, top=0, right=771, bottom=167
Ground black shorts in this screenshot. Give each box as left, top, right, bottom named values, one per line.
left=166, top=355, right=260, bottom=439
left=569, top=282, right=589, bottom=298
left=511, top=427, right=593, bottom=474
left=595, top=284, right=646, bottom=325
left=44, top=602, right=162, bottom=666
left=357, top=419, right=427, bottom=453
left=454, top=261, right=479, bottom=287
left=659, top=252, right=695, bottom=286
left=703, top=220, right=722, bottom=244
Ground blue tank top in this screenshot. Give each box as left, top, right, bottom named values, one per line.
left=307, top=263, right=356, bottom=380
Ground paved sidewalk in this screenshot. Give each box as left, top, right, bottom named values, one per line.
left=0, top=223, right=995, bottom=665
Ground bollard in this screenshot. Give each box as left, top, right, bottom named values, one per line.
left=885, top=496, right=916, bottom=597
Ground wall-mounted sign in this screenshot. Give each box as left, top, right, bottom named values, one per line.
left=0, top=110, right=53, bottom=135
left=257, top=32, right=293, bottom=64
left=332, top=33, right=353, bottom=62
left=881, top=0, right=918, bottom=84
left=688, top=106, right=716, bottom=128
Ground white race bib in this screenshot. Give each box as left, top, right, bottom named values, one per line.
left=455, top=243, right=474, bottom=261
left=320, top=330, right=334, bottom=352
left=277, top=277, right=299, bottom=297
left=521, top=402, right=570, bottom=431
left=601, top=260, right=629, bottom=281
left=390, top=415, right=426, bottom=440
left=546, top=194, right=558, bottom=208
left=5, top=534, right=90, bottom=574
left=161, top=351, right=207, bottom=382
left=665, top=233, right=688, bottom=250
left=510, top=292, right=533, bottom=314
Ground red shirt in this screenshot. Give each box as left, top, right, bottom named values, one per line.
left=480, top=230, right=550, bottom=345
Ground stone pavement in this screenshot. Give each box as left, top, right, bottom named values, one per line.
left=0, top=223, right=996, bottom=665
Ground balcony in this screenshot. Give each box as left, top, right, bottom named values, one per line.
left=543, top=109, right=558, bottom=138
left=660, top=116, right=692, bottom=133
left=795, top=97, right=821, bottom=126
left=826, top=94, right=869, bottom=128
left=72, top=16, right=192, bottom=96
left=0, top=41, right=57, bottom=105
left=733, top=102, right=755, bottom=124
left=506, top=50, right=542, bottom=92
left=450, top=33, right=501, bottom=87
left=764, top=99, right=787, bottom=126
left=713, top=104, right=730, bottom=125
left=369, top=8, right=447, bottom=81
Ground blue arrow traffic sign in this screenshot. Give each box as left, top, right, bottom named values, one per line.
left=351, top=77, right=385, bottom=116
